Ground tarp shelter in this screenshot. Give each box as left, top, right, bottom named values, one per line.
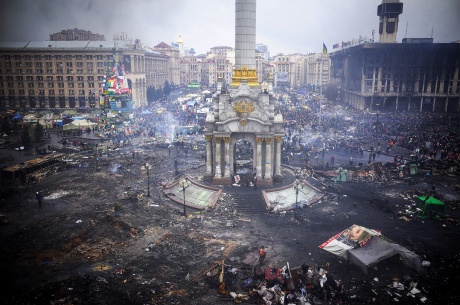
left=63, top=119, right=97, bottom=130
left=319, top=224, right=422, bottom=274
left=416, top=196, right=446, bottom=218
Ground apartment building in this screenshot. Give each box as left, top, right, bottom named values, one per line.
left=0, top=39, right=169, bottom=110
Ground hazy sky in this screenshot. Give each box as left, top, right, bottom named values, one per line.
left=0, top=0, right=458, bottom=55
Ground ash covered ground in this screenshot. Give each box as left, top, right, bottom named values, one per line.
left=1, top=142, right=460, bottom=305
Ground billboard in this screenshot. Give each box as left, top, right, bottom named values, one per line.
left=277, top=72, right=289, bottom=83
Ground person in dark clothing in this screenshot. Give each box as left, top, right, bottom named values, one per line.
left=258, top=246, right=266, bottom=264
left=35, top=192, right=44, bottom=207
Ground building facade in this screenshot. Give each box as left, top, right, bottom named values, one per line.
left=50, top=28, right=105, bottom=41
left=152, top=42, right=180, bottom=87
left=200, top=55, right=233, bottom=88
left=0, top=39, right=170, bottom=111
left=272, top=53, right=320, bottom=89
left=305, top=53, right=331, bottom=90
left=329, top=42, right=460, bottom=113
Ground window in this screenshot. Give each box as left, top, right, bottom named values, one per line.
left=58, top=83, right=64, bottom=88
left=26, top=76, right=33, bottom=81
left=66, top=69, right=73, bottom=74
left=25, top=55, right=31, bottom=60
left=48, top=82, right=54, bottom=88
left=19, top=89, right=25, bottom=95
left=26, top=69, right=33, bottom=74
left=46, top=62, right=52, bottom=68
left=88, top=82, right=94, bottom=88
left=36, top=69, right=43, bottom=74
left=78, top=82, right=84, bottom=88
left=96, top=55, right=103, bottom=60
left=97, top=62, right=104, bottom=67
left=97, top=69, right=104, bottom=74
left=29, top=89, right=35, bottom=95
left=55, top=55, right=61, bottom=60
left=16, top=69, right=22, bottom=74
left=87, top=76, right=94, bottom=81
left=45, top=55, right=52, bottom=60
left=4, top=55, right=11, bottom=60
left=87, top=62, right=93, bottom=68
left=77, top=69, right=83, bottom=74
left=46, top=76, right=53, bottom=81
left=78, top=90, right=85, bottom=95
left=38, top=83, right=44, bottom=88
left=9, top=89, right=15, bottom=95
left=49, top=89, right=55, bottom=95
left=86, top=55, right=93, bottom=60
left=67, top=76, right=73, bottom=81
left=64, top=55, right=72, bottom=60
left=57, top=76, right=63, bottom=81
left=68, top=83, right=74, bottom=88
left=66, top=62, right=73, bottom=67
left=25, top=62, right=32, bottom=67
left=77, top=76, right=83, bottom=81
left=69, top=89, right=75, bottom=95
left=77, top=62, right=83, bottom=67
left=87, top=69, right=93, bottom=74
left=16, top=76, right=23, bottom=81
left=28, top=82, right=34, bottom=88
left=47, top=69, right=53, bottom=74
left=34, top=55, right=41, bottom=60
left=35, top=62, right=42, bottom=67
left=36, top=76, right=43, bottom=81
left=15, top=62, right=22, bottom=67
left=75, top=55, right=82, bottom=60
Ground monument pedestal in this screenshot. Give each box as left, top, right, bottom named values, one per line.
left=213, top=177, right=232, bottom=186
left=204, top=173, right=214, bottom=182
left=257, top=178, right=273, bottom=187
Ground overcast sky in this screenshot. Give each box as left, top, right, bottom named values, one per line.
left=0, top=0, right=458, bottom=55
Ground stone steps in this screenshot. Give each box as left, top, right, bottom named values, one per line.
left=232, top=192, right=268, bottom=214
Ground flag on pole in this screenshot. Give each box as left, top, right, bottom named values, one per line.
left=322, top=43, right=328, bottom=55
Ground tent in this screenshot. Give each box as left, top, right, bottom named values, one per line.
left=319, top=224, right=422, bottom=274
left=63, top=119, right=97, bottom=130
left=416, top=196, right=446, bottom=219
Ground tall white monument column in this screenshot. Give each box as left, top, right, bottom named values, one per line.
left=235, top=0, right=256, bottom=70
left=232, top=0, right=258, bottom=86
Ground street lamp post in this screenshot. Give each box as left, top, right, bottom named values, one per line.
left=141, top=163, right=152, bottom=197
left=179, top=177, right=190, bottom=217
